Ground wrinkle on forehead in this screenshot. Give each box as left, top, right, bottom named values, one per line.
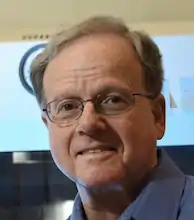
left=58, top=64, right=105, bottom=73
left=44, top=64, right=136, bottom=81
left=44, top=65, right=142, bottom=102
left=44, top=64, right=144, bottom=101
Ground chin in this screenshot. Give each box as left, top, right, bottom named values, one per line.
left=76, top=169, right=126, bottom=189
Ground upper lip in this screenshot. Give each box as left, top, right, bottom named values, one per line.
left=76, top=145, right=117, bottom=156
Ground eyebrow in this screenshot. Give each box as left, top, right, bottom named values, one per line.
left=94, top=85, right=133, bottom=96
left=51, top=85, right=133, bottom=102
left=51, top=93, right=81, bottom=102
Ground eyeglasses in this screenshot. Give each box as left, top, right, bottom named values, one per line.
left=42, top=91, right=153, bottom=126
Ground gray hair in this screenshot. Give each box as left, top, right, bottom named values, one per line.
left=30, top=16, right=164, bottom=106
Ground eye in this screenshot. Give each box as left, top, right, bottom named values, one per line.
left=62, top=103, right=74, bottom=111
left=102, top=95, right=126, bottom=104
left=97, top=93, right=133, bottom=114
left=57, top=100, right=79, bottom=112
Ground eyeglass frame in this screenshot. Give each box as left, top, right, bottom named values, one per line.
left=42, top=92, right=154, bottom=126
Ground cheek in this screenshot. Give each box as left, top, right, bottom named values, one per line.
left=111, top=110, right=156, bottom=164
left=48, top=124, right=76, bottom=180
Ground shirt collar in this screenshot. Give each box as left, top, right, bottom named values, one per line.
left=129, top=149, right=186, bottom=220
left=70, top=149, right=186, bottom=220
left=70, top=194, right=85, bottom=220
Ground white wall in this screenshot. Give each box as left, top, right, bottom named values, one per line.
left=1, top=21, right=194, bottom=42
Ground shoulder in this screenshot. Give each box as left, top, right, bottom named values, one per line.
left=178, top=175, right=194, bottom=219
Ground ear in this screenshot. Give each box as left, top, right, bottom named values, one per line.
left=151, top=94, right=166, bottom=140
left=41, top=112, right=48, bottom=128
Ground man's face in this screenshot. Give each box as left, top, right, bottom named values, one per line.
left=43, top=33, right=165, bottom=188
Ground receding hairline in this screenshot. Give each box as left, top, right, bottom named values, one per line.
left=46, top=30, right=139, bottom=65
left=44, top=31, right=141, bottom=71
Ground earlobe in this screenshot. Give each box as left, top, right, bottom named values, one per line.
left=41, top=113, right=48, bottom=128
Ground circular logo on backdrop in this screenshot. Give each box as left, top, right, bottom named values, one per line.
left=19, top=43, right=46, bottom=95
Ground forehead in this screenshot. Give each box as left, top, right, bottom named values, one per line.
left=44, top=33, right=143, bottom=100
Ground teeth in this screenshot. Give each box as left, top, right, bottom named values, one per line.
left=82, top=148, right=114, bottom=154
left=86, top=149, right=103, bottom=153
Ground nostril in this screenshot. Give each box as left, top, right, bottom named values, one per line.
left=78, top=131, right=85, bottom=136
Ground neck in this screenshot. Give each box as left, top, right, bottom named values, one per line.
left=76, top=174, right=150, bottom=220
left=78, top=186, right=129, bottom=220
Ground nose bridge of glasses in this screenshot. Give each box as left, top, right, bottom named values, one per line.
left=81, top=98, right=95, bottom=108
left=80, top=98, right=100, bottom=113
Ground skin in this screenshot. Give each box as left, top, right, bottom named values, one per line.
left=42, top=33, right=165, bottom=220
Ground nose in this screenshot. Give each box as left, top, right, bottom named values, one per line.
left=75, top=101, right=106, bottom=136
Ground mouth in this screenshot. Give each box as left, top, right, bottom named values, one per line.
left=77, top=147, right=117, bottom=156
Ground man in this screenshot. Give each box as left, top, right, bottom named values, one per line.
left=30, top=16, right=194, bottom=220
